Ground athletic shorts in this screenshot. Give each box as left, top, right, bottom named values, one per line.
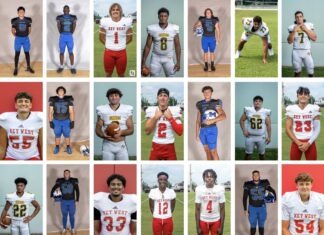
left=59, top=34, right=74, bottom=54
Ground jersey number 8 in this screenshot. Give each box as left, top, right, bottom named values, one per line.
left=160, top=37, right=167, bottom=51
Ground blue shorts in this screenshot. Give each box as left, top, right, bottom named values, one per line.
left=59, top=34, right=74, bottom=54
left=248, top=204, right=267, bottom=228
left=53, top=119, right=71, bottom=138
left=201, top=36, right=216, bottom=53
left=199, top=126, right=218, bottom=150
left=15, top=36, right=30, bottom=52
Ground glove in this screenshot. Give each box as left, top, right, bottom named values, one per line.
left=50, top=121, right=54, bottom=129
left=70, top=121, right=74, bottom=129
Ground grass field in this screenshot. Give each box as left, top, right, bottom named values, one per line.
left=94, top=155, right=136, bottom=161
left=235, top=10, right=278, bottom=77
left=282, top=107, right=324, bottom=160
left=94, top=23, right=137, bottom=77
left=282, top=66, right=324, bottom=77
left=188, top=191, right=231, bottom=235
left=141, top=111, right=184, bottom=160
left=235, top=148, right=277, bottom=160
left=141, top=192, right=184, bottom=235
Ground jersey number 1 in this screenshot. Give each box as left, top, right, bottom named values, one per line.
left=158, top=202, right=168, bottom=214
left=114, top=32, right=119, bottom=44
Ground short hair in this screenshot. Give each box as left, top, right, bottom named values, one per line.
left=295, top=173, right=313, bottom=183
left=106, top=174, right=126, bottom=187
left=109, top=3, right=123, bottom=17
left=296, top=86, right=310, bottom=95
left=17, top=6, right=25, bottom=12
left=157, top=172, right=169, bottom=179
left=253, top=95, right=263, bottom=102
left=204, top=8, right=214, bottom=17
left=64, top=169, right=71, bottom=173
left=252, top=170, right=260, bottom=175
left=157, top=88, right=169, bottom=97
left=253, top=16, right=262, bottom=24
left=158, top=7, right=169, bottom=16
left=295, top=11, right=304, bottom=17
left=106, top=88, right=123, bottom=98
left=202, top=86, right=213, bottom=93
left=15, top=177, right=27, bottom=185
left=15, top=92, right=32, bottom=102
left=63, top=5, right=70, bottom=10
left=202, top=169, right=217, bottom=181
left=56, top=86, right=66, bottom=94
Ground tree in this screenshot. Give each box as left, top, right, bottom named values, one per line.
left=141, top=96, right=150, bottom=108
left=168, top=96, right=178, bottom=106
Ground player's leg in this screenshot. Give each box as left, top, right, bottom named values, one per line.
left=292, top=50, right=303, bottom=77
left=210, top=220, right=221, bottom=235
left=162, top=56, right=176, bottom=77
left=115, top=141, right=129, bottom=160
left=199, top=128, right=211, bottom=160
left=62, top=119, right=72, bottom=154
left=290, top=141, right=303, bottom=160
left=53, top=119, right=63, bottom=154
left=58, top=34, right=66, bottom=73
left=304, top=51, right=315, bottom=77
left=10, top=220, right=20, bottom=235
left=102, top=141, right=117, bottom=160
left=20, top=220, right=31, bottom=235
left=201, top=36, right=209, bottom=71
left=150, top=54, right=163, bottom=77
left=60, top=200, right=68, bottom=230
left=235, top=32, right=249, bottom=58
left=166, top=143, right=177, bottom=160
left=152, top=218, right=163, bottom=235
left=245, top=137, right=254, bottom=160
left=248, top=205, right=257, bottom=235
left=209, top=37, right=217, bottom=71
left=207, top=126, right=219, bottom=160
left=199, top=221, right=209, bottom=235
left=103, top=49, right=116, bottom=77
left=115, top=49, right=127, bottom=77
left=257, top=206, right=267, bottom=235
left=67, top=35, right=76, bottom=74
left=14, top=37, right=22, bottom=75
left=256, top=137, right=266, bottom=160
left=163, top=217, right=174, bottom=235
left=68, top=200, right=76, bottom=230
left=149, top=142, right=161, bottom=160
left=305, top=142, right=317, bottom=160
left=23, top=37, right=34, bottom=73
left=266, top=35, right=274, bottom=56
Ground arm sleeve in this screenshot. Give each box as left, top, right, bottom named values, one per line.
left=131, top=211, right=137, bottom=221
left=243, top=182, right=249, bottom=211
left=94, top=207, right=101, bottom=220
left=74, top=179, right=80, bottom=201
left=308, top=119, right=320, bottom=144
left=266, top=185, right=277, bottom=201
left=68, top=96, right=74, bottom=106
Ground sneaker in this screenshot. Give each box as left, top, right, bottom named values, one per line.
left=70, top=68, right=77, bottom=74
left=61, top=229, right=66, bottom=235
left=66, top=146, right=72, bottom=154
left=203, top=64, right=208, bottom=72
left=71, top=229, right=76, bottom=235
left=53, top=146, right=60, bottom=154
left=26, top=67, right=35, bottom=73
left=235, top=50, right=240, bottom=59
left=268, top=48, right=274, bottom=56
left=57, top=67, right=64, bottom=73
left=13, top=68, right=18, bottom=76
left=211, top=64, right=216, bottom=71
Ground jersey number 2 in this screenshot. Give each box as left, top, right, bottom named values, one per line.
left=158, top=202, right=168, bottom=214
left=295, top=120, right=312, bottom=132
left=158, top=123, right=167, bottom=138
left=13, top=204, right=27, bottom=217
left=295, top=219, right=314, bottom=233
left=104, top=216, right=126, bottom=232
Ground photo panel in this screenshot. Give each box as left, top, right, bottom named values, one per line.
left=188, top=82, right=230, bottom=160
left=94, top=82, right=137, bottom=161
left=235, top=82, right=278, bottom=160
left=47, top=82, right=90, bottom=160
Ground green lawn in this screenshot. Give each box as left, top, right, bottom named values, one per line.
left=282, top=66, right=324, bottom=77
left=235, top=148, right=277, bottom=160
left=141, top=192, right=184, bottom=235
left=94, top=155, right=136, bottom=161
left=282, top=107, right=324, bottom=160
left=188, top=191, right=231, bottom=235
left=141, top=111, right=184, bottom=160
left=94, top=23, right=137, bottom=77
left=235, top=10, right=278, bottom=77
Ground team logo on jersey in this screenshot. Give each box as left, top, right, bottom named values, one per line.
left=202, top=109, right=218, bottom=121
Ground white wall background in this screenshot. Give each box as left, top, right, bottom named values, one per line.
left=47, top=0, right=90, bottom=70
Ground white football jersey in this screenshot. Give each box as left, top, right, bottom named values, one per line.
left=0, top=112, right=42, bottom=160
left=288, top=22, right=314, bottom=50
left=244, top=107, right=271, bottom=136
left=195, top=185, right=226, bottom=222
left=6, top=192, right=35, bottom=221
left=286, top=104, right=321, bottom=140
left=145, top=106, right=182, bottom=144
left=96, top=104, right=133, bottom=131
left=100, top=17, right=133, bottom=51
left=149, top=188, right=176, bottom=219
left=94, top=192, right=137, bottom=235
left=282, top=191, right=324, bottom=235
left=147, top=23, right=179, bottom=57
left=243, top=18, right=269, bottom=37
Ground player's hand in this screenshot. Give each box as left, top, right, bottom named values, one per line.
left=50, top=121, right=54, bottom=129
left=263, top=58, right=268, bottom=64
left=217, top=228, right=223, bottom=235
left=154, top=108, right=164, bottom=119
left=164, top=108, right=173, bottom=120
left=23, top=215, right=33, bottom=223
left=243, top=130, right=249, bottom=137
left=266, top=137, right=271, bottom=144
left=293, top=25, right=300, bottom=32
left=174, top=63, right=180, bottom=72
left=0, top=221, right=8, bottom=229
left=300, top=24, right=307, bottom=32
left=244, top=210, right=248, bottom=217
left=196, top=227, right=202, bottom=235
left=204, top=119, right=215, bottom=125
left=299, top=142, right=310, bottom=152
left=70, top=121, right=74, bottom=129
left=113, top=130, right=122, bottom=139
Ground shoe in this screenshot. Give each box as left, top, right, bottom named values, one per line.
left=53, top=146, right=60, bottom=154
left=268, top=48, right=274, bottom=56
left=57, top=67, right=64, bottom=73
left=71, top=229, right=76, bottom=235
left=61, top=229, right=66, bottom=235
left=70, top=68, right=77, bottom=74
left=13, top=68, right=18, bottom=76
left=235, top=50, right=240, bottom=59
left=66, top=146, right=72, bottom=154
left=26, top=67, right=35, bottom=73
left=203, top=64, right=208, bottom=72
left=211, top=63, right=216, bottom=71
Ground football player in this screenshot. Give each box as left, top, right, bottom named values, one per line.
left=0, top=92, right=42, bottom=160
left=141, top=7, right=181, bottom=77
left=285, top=87, right=321, bottom=160
left=0, top=177, right=41, bottom=234
left=193, top=8, right=221, bottom=72
left=282, top=173, right=324, bottom=235
left=95, top=88, right=134, bottom=160
left=239, top=96, right=271, bottom=160
left=149, top=172, right=176, bottom=235
left=287, top=11, right=317, bottom=77
left=243, top=170, right=276, bottom=235
left=196, top=86, right=226, bottom=160
left=195, top=169, right=225, bottom=235
left=235, top=16, right=274, bottom=64
left=56, top=5, right=77, bottom=74
left=99, top=3, right=133, bottom=77
left=94, top=174, right=137, bottom=235
left=144, top=88, right=183, bottom=160
left=50, top=169, right=79, bottom=235
left=49, top=86, right=75, bottom=155
left=11, top=6, right=35, bottom=76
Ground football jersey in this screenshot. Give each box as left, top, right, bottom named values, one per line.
left=195, top=184, right=225, bottom=222
left=282, top=191, right=324, bottom=235
left=147, top=23, right=179, bottom=57
left=49, top=96, right=74, bottom=120
left=94, top=192, right=137, bottom=235
left=199, top=17, right=219, bottom=37
left=149, top=188, right=176, bottom=219
left=11, top=17, right=32, bottom=37
left=145, top=106, right=182, bottom=144
left=100, top=17, right=133, bottom=51
left=244, top=107, right=271, bottom=136
left=6, top=192, right=35, bottom=221
left=56, top=14, right=77, bottom=34
left=286, top=104, right=321, bottom=140
left=288, top=22, right=314, bottom=50
left=0, top=112, right=42, bottom=160
left=96, top=104, right=133, bottom=131
left=243, top=18, right=269, bottom=37
left=196, top=99, right=222, bottom=128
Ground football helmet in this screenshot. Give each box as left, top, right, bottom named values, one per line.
left=264, top=190, right=276, bottom=203
left=53, top=189, right=62, bottom=202
left=202, top=109, right=218, bottom=122
left=80, top=145, right=90, bottom=157
left=194, top=26, right=203, bottom=37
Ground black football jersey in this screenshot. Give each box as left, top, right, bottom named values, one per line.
left=11, top=17, right=32, bottom=37
left=56, top=14, right=77, bottom=33
left=199, top=16, right=219, bottom=37
left=49, top=96, right=74, bottom=120
left=50, top=177, right=79, bottom=201
left=196, top=99, right=222, bottom=128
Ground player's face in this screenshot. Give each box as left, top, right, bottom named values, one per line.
left=295, top=13, right=304, bottom=25
left=204, top=172, right=215, bottom=187
left=158, top=12, right=169, bottom=24
left=203, top=89, right=212, bottom=100
left=18, top=10, right=25, bottom=18
left=252, top=172, right=260, bottom=182
left=58, top=89, right=65, bottom=97
left=64, top=171, right=70, bottom=180
left=253, top=99, right=263, bottom=109
left=108, top=178, right=124, bottom=196
left=158, top=175, right=168, bottom=189
left=16, top=183, right=25, bottom=193
left=297, top=92, right=310, bottom=105
left=206, top=10, right=212, bottom=18
left=108, top=93, right=121, bottom=105
left=63, top=7, right=70, bottom=15
left=15, top=98, right=32, bottom=113
left=110, top=6, right=121, bottom=19
left=253, top=21, right=261, bottom=30
left=157, top=93, right=169, bottom=107
left=296, top=181, right=312, bottom=198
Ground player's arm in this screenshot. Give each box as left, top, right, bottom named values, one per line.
left=121, top=116, right=134, bottom=136
left=144, top=117, right=158, bottom=135
left=242, top=183, right=249, bottom=216
left=126, top=27, right=133, bottom=44
left=95, top=116, right=107, bottom=139
left=74, top=180, right=80, bottom=202
left=141, top=34, right=153, bottom=68
left=261, top=36, right=268, bottom=64
left=301, top=25, right=317, bottom=41
left=266, top=184, right=276, bottom=201
left=0, top=201, right=11, bottom=228
left=239, top=112, right=248, bottom=137
left=57, top=19, right=61, bottom=33
left=50, top=181, right=60, bottom=199
left=149, top=198, right=154, bottom=214
left=94, top=208, right=101, bottom=235
left=174, top=34, right=181, bottom=71
left=193, top=20, right=202, bottom=30
left=219, top=202, right=225, bottom=235
left=265, top=116, right=271, bottom=144
left=24, top=199, right=41, bottom=223
left=241, top=17, right=246, bottom=25
left=0, top=127, right=7, bottom=160
left=285, top=117, right=302, bottom=145
left=99, top=27, right=106, bottom=45
left=195, top=203, right=202, bottom=235
left=28, top=24, right=31, bottom=34
left=215, top=22, right=221, bottom=43
left=72, top=19, right=76, bottom=34
left=130, top=212, right=137, bottom=235
left=282, top=220, right=292, bottom=235
left=171, top=198, right=176, bottom=213
left=287, top=26, right=297, bottom=44
left=163, top=109, right=183, bottom=136
left=319, top=219, right=324, bottom=235
left=205, top=106, right=226, bottom=125
left=69, top=105, right=75, bottom=125
left=38, top=128, right=43, bottom=160
left=196, top=111, right=201, bottom=141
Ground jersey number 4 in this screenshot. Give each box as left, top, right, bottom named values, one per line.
left=9, top=135, right=34, bottom=149
left=295, top=219, right=314, bottom=233
left=295, top=120, right=312, bottom=132
left=206, top=200, right=213, bottom=213
left=104, top=216, right=126, bottom=232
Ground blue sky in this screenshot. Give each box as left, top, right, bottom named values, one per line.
left=141, top=83, right=184, bottom=104
left=141, top=165, right=183, bottom=187
left=283, top=83, right=324, bottom=100
left=94, top=0, right=136, bottom=17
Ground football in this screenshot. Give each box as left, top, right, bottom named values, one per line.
left=141, top=66, right=150, bottom=77
left=2, top=215, right=11, bottom=226
left=105, top=121, right=120, bottom=136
